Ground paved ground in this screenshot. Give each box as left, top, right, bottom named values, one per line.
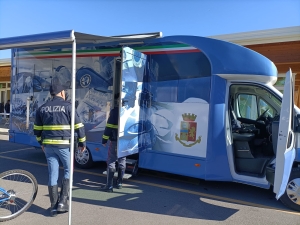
left=0, top=130, right=299, bottom=225
left=0, top=127, right=8, bottom=141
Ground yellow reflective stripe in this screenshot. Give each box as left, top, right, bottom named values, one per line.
left=106, top=124, right=118, bottom=129
left=78, top=136, right=86, bottom=142
left=36, top=136, right=41, bottom=141
left=42, top=139, right=70, bottom=145
left=34, top=125, right=43, bottom=130
left=74, top=123, right=84, bottom=129
left=102, top=135, right=109, bottom=140
left=42, top=125, right=71, bottom=130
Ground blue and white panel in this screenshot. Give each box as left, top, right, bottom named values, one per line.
left=118, top=47, right=148, bottom=158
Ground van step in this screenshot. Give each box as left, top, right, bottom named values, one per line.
left=125, top=159, right=139, bottom=176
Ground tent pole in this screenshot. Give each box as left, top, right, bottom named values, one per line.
left=68, top=31, right=76, bottom=225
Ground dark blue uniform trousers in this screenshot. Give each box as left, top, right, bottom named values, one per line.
left=107, top=141, right=126, bottom=171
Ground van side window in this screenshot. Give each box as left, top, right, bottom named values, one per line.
left=237, top=94, right=258, bottom=120
left=237, top=93, right=277, bottom=120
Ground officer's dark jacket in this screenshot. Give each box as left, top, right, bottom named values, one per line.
left=5, top=103, right=10, bottom=113
left=34, top=96, right=86, bottom=148
left=102, top=107, right=119, bottom=144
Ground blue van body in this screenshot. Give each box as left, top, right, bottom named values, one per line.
left=1, top=30, right=300, bottom=211
left=4, top=33, right=282, bottom=188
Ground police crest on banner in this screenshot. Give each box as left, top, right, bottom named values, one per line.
left=175, top=113, right=201, bottom=147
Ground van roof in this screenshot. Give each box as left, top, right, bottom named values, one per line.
left=0, top=30, right=277, bottom=78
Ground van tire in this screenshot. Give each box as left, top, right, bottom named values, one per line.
left=279, top=167, right=300, bottom=212
left=74, top=147, right=94, bottom=169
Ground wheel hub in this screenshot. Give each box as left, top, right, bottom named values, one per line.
left=7, top=190, right=16, bottom=203
left=75, top=149, right=89, bottom=165
left=286, top=178, right=300, bottom=205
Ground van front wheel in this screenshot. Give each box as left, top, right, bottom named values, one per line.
left=279, top=168, right=300, bottom=212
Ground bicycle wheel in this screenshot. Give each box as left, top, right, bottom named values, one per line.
left=0, top=170, right=38, bottom=222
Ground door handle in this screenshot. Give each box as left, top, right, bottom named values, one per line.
left=286, top=131, right=294, bottom=149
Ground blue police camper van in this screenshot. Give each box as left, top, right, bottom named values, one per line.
left=0, top=30, right=299, bottom=211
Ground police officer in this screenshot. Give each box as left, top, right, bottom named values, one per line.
left=4, top=100, right=10, bottom=113
left=101, top=93, right=126, bottom=192
left=34, top=84, right=86, bottom=217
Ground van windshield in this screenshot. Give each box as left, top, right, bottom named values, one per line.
left=231, top=84, right=282, bottom=120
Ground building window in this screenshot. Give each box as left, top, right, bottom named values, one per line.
left=0, top=83, right=7, bottom=88
left=274, top=73, right=296, bottom=93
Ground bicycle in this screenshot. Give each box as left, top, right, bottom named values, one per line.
left=0, top=170, right=38, bottom=222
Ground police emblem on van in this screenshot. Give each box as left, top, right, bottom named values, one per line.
left=175, top=113, right=201, bottom=147
left=80, top=74, right=91, bottom=88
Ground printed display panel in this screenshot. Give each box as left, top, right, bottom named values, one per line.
left=11, top=43, right=210, bottom=159
left=147, top=100, right=209, bottom=158
left=117, top=47, right=210, bottom=158
left=118, top=47, right=148, bottom=158
left=11, top=47, right=115, bottom=143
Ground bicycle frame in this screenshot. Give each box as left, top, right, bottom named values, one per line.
left=0, top=186, right=11, bottom=203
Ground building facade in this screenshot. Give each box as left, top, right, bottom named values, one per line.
left=209, top=26, right=300, bottom=105
left=0, top=59, right=11, bottom=106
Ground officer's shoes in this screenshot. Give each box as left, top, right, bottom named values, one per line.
left=48, top=185, right=58, bottom=217
left=116, top=168, right=124, bottom=189
left=49, top=207, right=58, bottom=217
left=116, top=180, right=123, bottom=189
left=57, top=179, right=69, bottom=213
left=99, top=185, right=113, bottom=192
left=57, top=200, right=69, bottom=212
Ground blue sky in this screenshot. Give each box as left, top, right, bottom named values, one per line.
left=0, top=0, right=299, bottom=59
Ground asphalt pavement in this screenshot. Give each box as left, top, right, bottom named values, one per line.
left=0, top=129, right=299, bottom=225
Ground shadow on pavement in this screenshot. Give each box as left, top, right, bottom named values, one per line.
left=0, top=139, right=284, bottom=222
left=72, top=184, right=239, bottom=221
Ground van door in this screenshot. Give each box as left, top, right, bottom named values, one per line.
left=274, top=69, right=296, bottom=199
left=117, top=47, right=148, bottom=158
